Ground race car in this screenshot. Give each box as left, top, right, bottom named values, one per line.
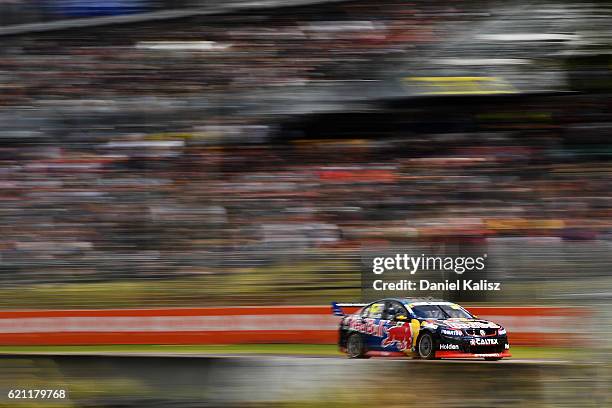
left=332, top=298, right=511, bottom=360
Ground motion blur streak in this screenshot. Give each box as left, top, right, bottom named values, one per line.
left=0, top=0, right=611, bottom=406
left=0, top=355, right=608, bottom=407
left=0, top=306, right=585, bottom=345
left=0, top=1, right=610, bottom=309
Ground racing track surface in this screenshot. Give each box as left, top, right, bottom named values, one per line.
left=7, top=351, right=563, bottom=364
left=0, top=353, right=606, bottom=407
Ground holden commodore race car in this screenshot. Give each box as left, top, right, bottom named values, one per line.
left=332, top=298, right=511, bottom=360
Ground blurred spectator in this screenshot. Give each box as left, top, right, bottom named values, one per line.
left=0, top=0, right=609, bottom=307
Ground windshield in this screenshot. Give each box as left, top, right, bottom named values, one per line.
left=411, top=304, right=473, bottom=319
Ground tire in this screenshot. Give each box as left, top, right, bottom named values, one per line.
left=485, top=357, right=502, bottom=361
left=346, top=333, right=368, bottom=359
left=417, top=333, right=436, bottom=360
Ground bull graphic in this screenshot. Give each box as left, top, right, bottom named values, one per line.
left=382, top=323, right=412, bottom=351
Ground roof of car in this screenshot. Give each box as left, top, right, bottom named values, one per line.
left=395, top=297, right=450, bottom=305
left=365, top=297, right=454, bottom=306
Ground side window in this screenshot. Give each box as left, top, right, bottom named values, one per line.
left=362, top=302, right=385, bottom=319
left=383, top=301, right=408, bottom=320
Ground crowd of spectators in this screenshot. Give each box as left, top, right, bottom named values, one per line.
left=0, top=93, right=610, bottom=290
left=0, top=0, right=609, bottom=307
left=0, top=0, right=468, bottom=107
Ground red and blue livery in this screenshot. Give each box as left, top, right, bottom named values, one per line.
left=333, top=298, right=511, bottom=360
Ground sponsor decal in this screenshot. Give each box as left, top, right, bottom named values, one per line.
left=439, top=343, right=459, bottom=350
left=505, top=343, right=510, bottom=349
left=445, top=320, right=499, bottom=329
left=421, top=320, right=438, bottom=329
left=442, top=329, right=463, bottom=336
left=470, top=338, right=499, bottom=346
left=382, top=323, right=412, bottom=351
left=346, top=316, right=385, bottom=337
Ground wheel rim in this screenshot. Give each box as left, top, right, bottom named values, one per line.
left=348, top=336, right=360, bottom=356
left=419, top=335, right=432, bottom=357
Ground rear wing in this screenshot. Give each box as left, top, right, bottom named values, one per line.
left=331, top=302, right=367, bottom=316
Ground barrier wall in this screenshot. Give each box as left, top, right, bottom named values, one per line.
left=0, top=306, right=588, bottom=346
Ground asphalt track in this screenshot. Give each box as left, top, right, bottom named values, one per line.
left=0, top=352, right=601, bottom=407
left=0, top=351, right=565, bottom=364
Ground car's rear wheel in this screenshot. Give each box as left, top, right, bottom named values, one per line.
left=346, top=333, right=368, bottom=359
left=485, top=357, right=502, bottom=361
left=417, top=333, right=436, bottom=360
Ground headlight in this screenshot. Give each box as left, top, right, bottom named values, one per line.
left=498, top=328, right=506, bottom=335
left=441, top=329, right=462, bottom=336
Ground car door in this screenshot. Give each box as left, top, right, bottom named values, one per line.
left=357, top=301, right=387, bottom=351
left=378, top=300, right=413, bottom=352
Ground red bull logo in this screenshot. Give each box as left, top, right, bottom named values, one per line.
left=346, top=316, right=385, bottom=337
left=382, top=323, right=412, bottom=351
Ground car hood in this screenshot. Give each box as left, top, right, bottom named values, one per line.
left=426, top=318, right=501, bottom=330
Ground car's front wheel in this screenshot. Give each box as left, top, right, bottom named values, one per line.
left=346, top=333, right=368, bottom=359
left=417, top=333, right=436, bottom=360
